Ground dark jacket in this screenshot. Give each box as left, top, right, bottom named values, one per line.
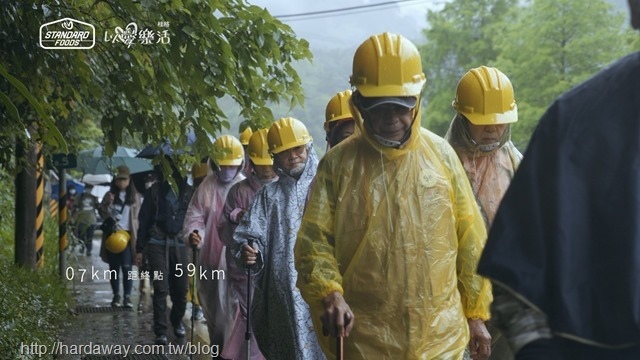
left=136, top=180, right=193, bottom=253
left=478, top=52, right=640, bottom=346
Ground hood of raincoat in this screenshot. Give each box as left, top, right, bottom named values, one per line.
left=478, top=51, right=640, bottom=347
left=349, top=95, right=423, bottom=160
left=445, top=117, right=523, bottom=226
left=272, top=143, right=319, bottom=183
left=444, top=114, right=515, bottom=157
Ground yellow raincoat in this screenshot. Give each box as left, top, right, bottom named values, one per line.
left=295, top=105, right=492, bottom=360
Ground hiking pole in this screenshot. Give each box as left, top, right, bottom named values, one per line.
left=190, top=230, right=199, bottom=360
left=245, top=238, right=255, bottom=360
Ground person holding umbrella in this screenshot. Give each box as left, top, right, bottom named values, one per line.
left=135, top=159, right=194, bottom=345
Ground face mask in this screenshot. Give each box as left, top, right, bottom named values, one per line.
left=216, top=168, right=238, bottom=184
left=472, top=140, right=501, bottom=152
left=257, top=175, right=277, bottom=185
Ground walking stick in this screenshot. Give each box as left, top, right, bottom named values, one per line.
left=190, top=230, right=199, bottom=360
left=245, top=238, right=255, bottom=360
left=336, top=336, right=344, bottom=360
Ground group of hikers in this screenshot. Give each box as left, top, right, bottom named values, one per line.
left=95, top=2, right=640, bottom=359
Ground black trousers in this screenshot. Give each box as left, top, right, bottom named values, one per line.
left=146, top=243, right=188, bottom=337
left=517, top=338, right=640, bottom=360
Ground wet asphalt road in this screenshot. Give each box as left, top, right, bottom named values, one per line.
left=56, top=232, right=214, bottom=360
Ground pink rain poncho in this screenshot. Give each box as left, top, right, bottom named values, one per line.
left=183, top=170, right=244, bottom=347
left=219, top=173, right=272, bottom=360
left=453, top=143, right=521, bottom=226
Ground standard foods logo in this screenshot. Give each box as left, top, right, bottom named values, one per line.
left=40, top=18, right=95, bottom=49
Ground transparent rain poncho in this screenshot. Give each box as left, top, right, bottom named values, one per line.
left=220, top=173, right=269, bottom=360
left=295, top=104, right=492, bottom=360
left=445, top=118, right=522, bottom=226
left=182, top=170, right=244, bottom=346
left=230, top=145, right=326, bottom=360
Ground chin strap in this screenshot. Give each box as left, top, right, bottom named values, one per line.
left=372, top=133, right=404, bottom=148
left=472, top=140, right=501, bottom=153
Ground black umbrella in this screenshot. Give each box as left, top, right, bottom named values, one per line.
left=136, top=132, right=197, bottom=159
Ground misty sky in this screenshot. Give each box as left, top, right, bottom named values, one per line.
left=246, top=0, right=447, bottom=50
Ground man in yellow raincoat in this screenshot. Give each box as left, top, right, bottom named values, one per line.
left=295, top=32, right=493, bottom=360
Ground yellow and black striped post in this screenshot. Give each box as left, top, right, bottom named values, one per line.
left=35, top=143, right=45, bottom=268
left=49, top=198, right=58, bottom=215
left=58, top=168, right=68, bottom=277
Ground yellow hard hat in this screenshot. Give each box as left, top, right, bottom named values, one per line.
left=106, top=230, right=130, bottom=254
left=349, top=32, right=426, bottom=98
left=191, top=161, right=208, bottom=180
left=452, top=66, right=518, bottom=125
left=239, top=127, right=253, bottom=146
left=267, top=117, right=312, bottom=154
left=247, top=128, right=273, bottom=165
left=212, top=135, right=244, bottom=166
left=324, top=90, right=353, bottom=132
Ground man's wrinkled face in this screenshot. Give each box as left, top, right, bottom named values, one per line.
left=274, top=145, right=308, bottom=174
left=364, top=104, right=413, bottom=141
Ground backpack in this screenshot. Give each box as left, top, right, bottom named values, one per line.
left=148, top=182, right=194, bottom=238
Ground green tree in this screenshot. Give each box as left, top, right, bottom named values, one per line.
left=1, top=1, right=311, bottom=173
left=1, top=1, right=311, bottom=266
left=419, top=0, right=517, bottom=136
left=494, top=0, right=633, bottom=148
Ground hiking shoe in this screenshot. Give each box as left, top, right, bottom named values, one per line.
left=174, top=323, right=186, bottom=338
left=123, top=296, right=133, bottom=309
left=154, top=335, right=168, bottom=345
left=111, top=295, right=121, bottom=307
left=193, top=306, right=204, bottom=321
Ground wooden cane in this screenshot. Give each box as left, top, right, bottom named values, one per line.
left=336, top=336, right=344, bottom=360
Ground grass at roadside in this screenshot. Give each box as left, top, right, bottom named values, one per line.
left=0, top=171, right=72, bottom=359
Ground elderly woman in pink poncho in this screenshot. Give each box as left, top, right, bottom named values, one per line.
left=219, top=128, right=277, bottom=360
left=445, top=66, right=522, bottom=360
left=184, top=135, right=245, bottom=349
